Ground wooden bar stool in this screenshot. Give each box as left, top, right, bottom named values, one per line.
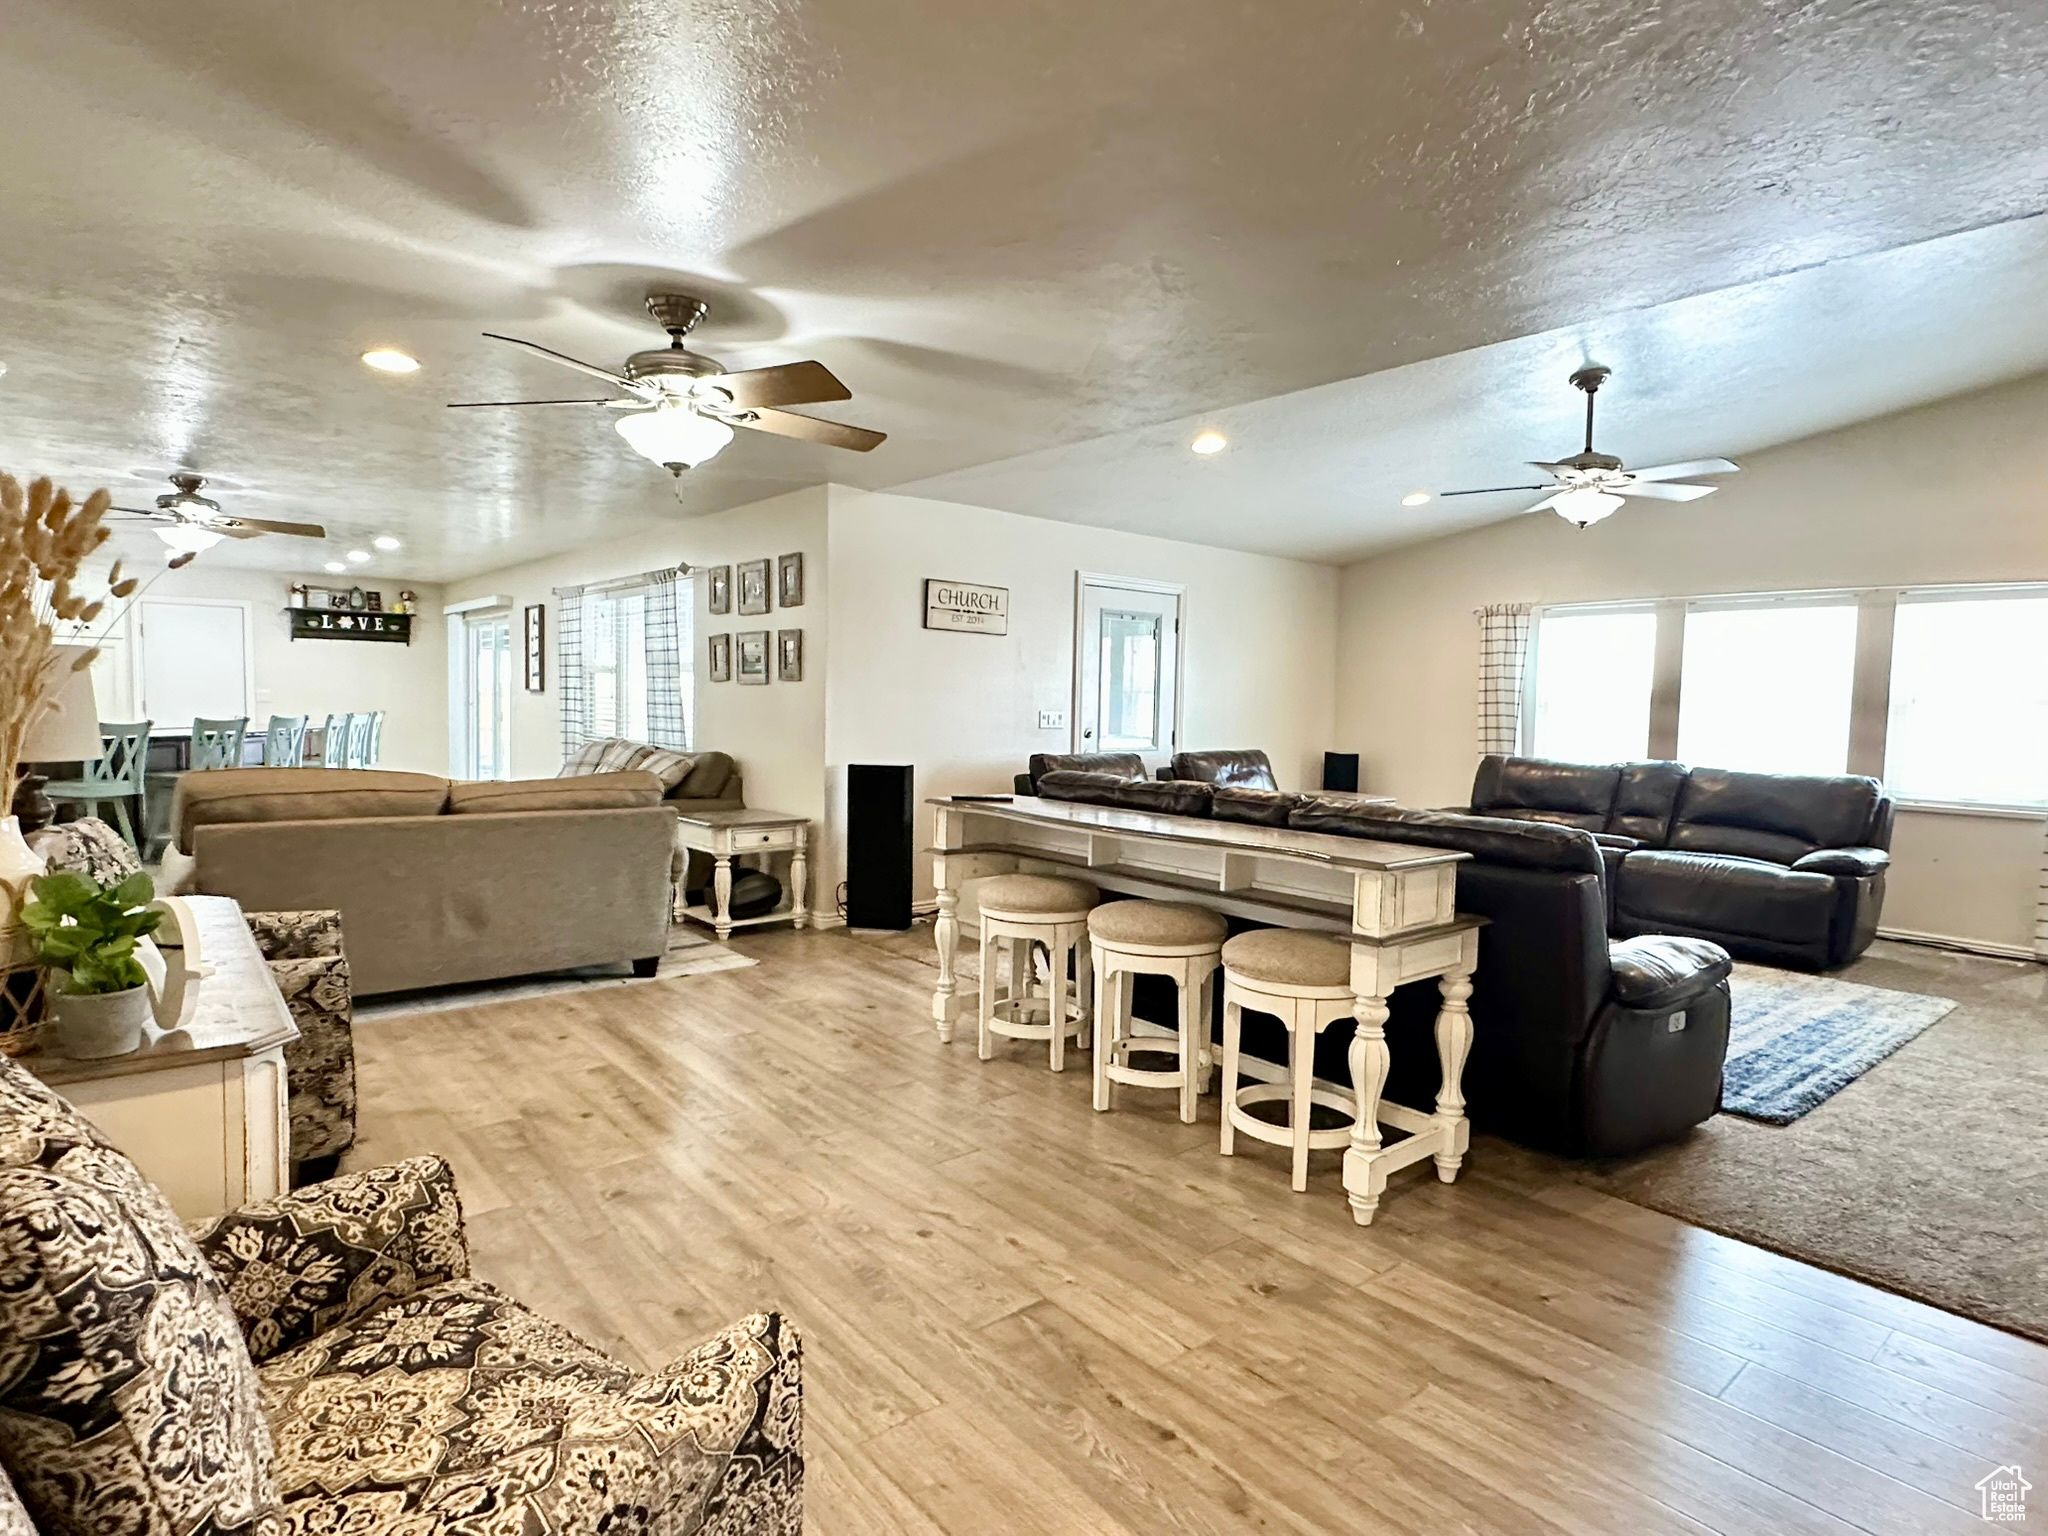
left=1087, top=900, right=1226, bottom=1122
left=1218, top=929, right=1358, bottom=1192
left=976, top=874, right=1099, bottom=1071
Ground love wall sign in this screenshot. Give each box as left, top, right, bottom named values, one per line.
left=923, top=580, right=1008, bottom=635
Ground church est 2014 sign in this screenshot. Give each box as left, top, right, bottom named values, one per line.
left=923, top=579, right=1008, bottom=635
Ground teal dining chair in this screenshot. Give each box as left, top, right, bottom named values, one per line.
left=361, top=710, right=385, bottom=767
left=263, top=713, right=309, bottom=767
left=321, top=713, right=350, bottom=767
left=44, top=720, right=153, bottom=848
left=344, top=712, right=374, bottom=769
left=191, top=716, right=249, bottom=771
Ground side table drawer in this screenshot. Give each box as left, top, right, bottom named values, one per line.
left=732, top=828, right=797, bottom=851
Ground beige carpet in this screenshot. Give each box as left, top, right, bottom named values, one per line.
left=1585, top=939, right=2048, bottom=1343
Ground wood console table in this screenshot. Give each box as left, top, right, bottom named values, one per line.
left=17, top=896, right=296, bottom=1222
left=928, top=796, right=1482, bottom=1224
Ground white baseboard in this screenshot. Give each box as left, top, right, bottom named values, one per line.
left=1876, top=925, right=2041, bottom=963
left=806, top=911, right=846, bottom=931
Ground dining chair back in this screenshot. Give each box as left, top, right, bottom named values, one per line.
left=362, top=710, right=385, bottom=767
left=344, top=712, right=374, bottom=769
left=191, top=716, right=249, bottom=771
left=263, top=714, right=309, bottom=767
left=43, top=719, right=153, bottom=847
left=320, top=714, right=350, bottom=767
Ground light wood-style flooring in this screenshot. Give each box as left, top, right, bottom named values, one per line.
left=349, top=927, right=2048, bottom=1535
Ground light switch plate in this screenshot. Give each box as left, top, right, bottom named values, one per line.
left=1037, top=710, right=1067, bottom=730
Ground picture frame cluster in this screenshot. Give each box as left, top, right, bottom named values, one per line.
left=705, top=553, right=803, bottom=685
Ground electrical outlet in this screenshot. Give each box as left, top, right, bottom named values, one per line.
left=1037, top=709, right=1067, bottom=730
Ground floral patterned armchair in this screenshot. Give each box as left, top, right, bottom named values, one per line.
left=0, top=1055, right=803, bottom=1535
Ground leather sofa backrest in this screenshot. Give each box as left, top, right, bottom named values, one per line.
left=1169, top=749, right=1278, bottom=791
left=1469, top=755, right=1619, bottom=834
left=1036, top=770, right=1215, bottom=817
left=1667, top=767, right=1884, bottom=865
left=1610, top=760, right=1687, bottom=843
left=1210, top=787, right=1303, bottom=826
left=1292, top=800, right=1606, bottom=875
left=1026, top=751, right=1146, bottom=791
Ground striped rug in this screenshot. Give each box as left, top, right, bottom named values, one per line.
left=1722, top=963, right=1956, bottom=1123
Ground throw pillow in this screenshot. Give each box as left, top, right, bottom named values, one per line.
left=636, top=746, right=699, bottom=793
left=24, top=818, right=142, bottom=887
left=0, top=1055, right=280, bottom=1534
left=557, top=737, right=657, bottom=778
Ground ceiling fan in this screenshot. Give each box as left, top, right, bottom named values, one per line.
left=109, top=473, right=327, bottom=567
left=1438, top=366, right=1738, bottom=528
left=448, top=293, right=887, bottom=474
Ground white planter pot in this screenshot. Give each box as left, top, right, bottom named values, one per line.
left=49, top=982, right=153, bottom=1059
left=0, top=814, right=47, bottom=968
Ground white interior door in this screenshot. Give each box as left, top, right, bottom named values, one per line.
left=136, top=599, right=252, bottom=727
left=462, top=612, right=513, bottom=780
left=1075, top=578, right=1182, bottom=759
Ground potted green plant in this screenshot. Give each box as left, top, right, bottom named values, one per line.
left=21, top=868, right=162, bottom=1058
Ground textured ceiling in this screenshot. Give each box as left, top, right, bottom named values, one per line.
left=2, top=0, right=2045, bottom=579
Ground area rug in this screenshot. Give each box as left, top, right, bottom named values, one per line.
left=1721, top=962, right=1957, bottom=1123
left=356, top=926, right=755, bottom=1022
left=1586, top=940, right=2048, bottom=1342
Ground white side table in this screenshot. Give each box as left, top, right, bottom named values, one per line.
left=673, top=809, right=811, bottom=939
left=17, top=895, right=296, bottom=1222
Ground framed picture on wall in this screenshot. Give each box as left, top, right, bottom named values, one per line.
left=707, top=565, right=732, bottom=616
left=707, top=632, right=732, bottom=683
left=737, top=558, right=771, bottom=616
left=777, top=552, right=804, bottom=608
left=777, top=627, right=803, bottom=682
left=736, top=629, right=769, bottom=684
left=523, top=604, right=545, bottom=691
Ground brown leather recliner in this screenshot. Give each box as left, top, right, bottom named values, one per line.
left=1166, top=749, right=1278, bottom=790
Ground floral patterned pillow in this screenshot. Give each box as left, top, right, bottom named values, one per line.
left=0, top=1055, right=279, bottom=1534
left=24, top=817, right=142, bottom=888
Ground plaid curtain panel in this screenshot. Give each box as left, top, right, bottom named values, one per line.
left=556, top=590, right=586, bottom=764
left=644, top=568, right=689, bottom=750
left=1476, top=603, right=1532, bottom=758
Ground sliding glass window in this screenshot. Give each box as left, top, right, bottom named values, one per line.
left=1886, top=592, right=2048, bottom=808
left=1675, top=602, right=1859, bottom=776
left=1527, top=608, right=1657, bottom=763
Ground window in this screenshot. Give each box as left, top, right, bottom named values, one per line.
left=584, top=588, right=650, bottom=743
left=558, top=570, right=691, bottom=761
left=1885, top=594, right=2048, bottom=806
left=1528, top=609, right=1657, bottom=763
left=1076, top=578, right=1180, bottom=755
left=461, top=611, right=512, bottom=780
left=1677, top=603, right=1858, bottom=775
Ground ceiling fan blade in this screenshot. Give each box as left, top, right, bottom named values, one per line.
left=1527, top=461, right=1578, bottom=476
left=734, top=408, right=887, bottom=452
left=1437, top=484, right=1551, bottom=498
left=711, top=360, right=852, bottom=409
left=480, top=333, right=639, bottom=391
left=1618, top=481, right=1718, bottom=502
left=108, top=506, right=173, bottom=520
left=1628, top=457, right=1739, bottom=482
left=446, top=398, right=628, bottom=409
left=214, top=516, right=329, bottom=539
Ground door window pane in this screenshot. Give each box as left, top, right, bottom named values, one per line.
left=1677, top=605, right=1857, bottom=775
left=1099, top=610, right=1162, bottom=750
left=1529, top=610, right=1657, bottom=763
left=1886, top=596, right=2048, bottom=805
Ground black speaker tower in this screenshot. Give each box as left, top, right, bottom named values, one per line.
left=846, top=764, right=915, bottom=929
left=1322, top=752, right=1360, bottom=792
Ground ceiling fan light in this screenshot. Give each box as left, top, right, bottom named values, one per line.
left=615, top=404, right=735, bottom=471
left=1552, top=487, right=1626, bottom=528
left=1401, top=491, right=1432, bottom=507
left=155, top=523, right=225, bottom=555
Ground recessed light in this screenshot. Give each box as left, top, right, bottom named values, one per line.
left=1189, top=430, right=1228, bottom=456
left=323, top=560, right=347, bottom=574
left=360, top=348, right=420, bottom=374
left=346, top=549, right=371, bottom=564
left=1402, top=490, right=1433, bottom=507
left=372, top=534, right=402, bottom=552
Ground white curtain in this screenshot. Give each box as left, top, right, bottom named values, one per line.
left=1476, top=603, right=1533, bottom=758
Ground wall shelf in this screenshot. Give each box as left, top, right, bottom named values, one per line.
left=287, top=609, right=412, bottom=644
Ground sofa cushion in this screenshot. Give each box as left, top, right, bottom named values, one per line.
left=175, top=768, right=449, bottom=852
left=1169, top=750, right=1278, bottom=791
left=1292, top=802, right=1606, bottom=875
left=446, top=770, right=664, bottom=814
left=1210, top=787, right=1304, bottom=827
left=1610, top=761, right=1688, bottom=843
left=0, top=1055, right=280, bottom=1534
left=1470, top=755, right=1619, bottom=833
left=672, top=749, right=738, bottom=800
left=1026, top=752, right=1145, bottom=791
left=1667, top=768, right=1883, bottom=865
left=1616, top=849, right=1839, bottom=944
left=1036, top=771, right=1215, bottom=817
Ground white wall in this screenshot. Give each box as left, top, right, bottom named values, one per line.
left=99, top=562, right=448, bottom=773
left=825, top=487, right=1340, bottom=909
left=441, top=487, right=831, bottom=842
left=1334, top=371, right=2048, bottom=955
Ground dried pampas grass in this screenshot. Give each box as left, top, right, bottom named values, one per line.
left=1, top=473, right=135, bottom=796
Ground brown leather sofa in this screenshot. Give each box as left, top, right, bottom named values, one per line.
left=1165, top=749, right=1279, bottom=790
left=167, top=768, right=675, bottom=995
